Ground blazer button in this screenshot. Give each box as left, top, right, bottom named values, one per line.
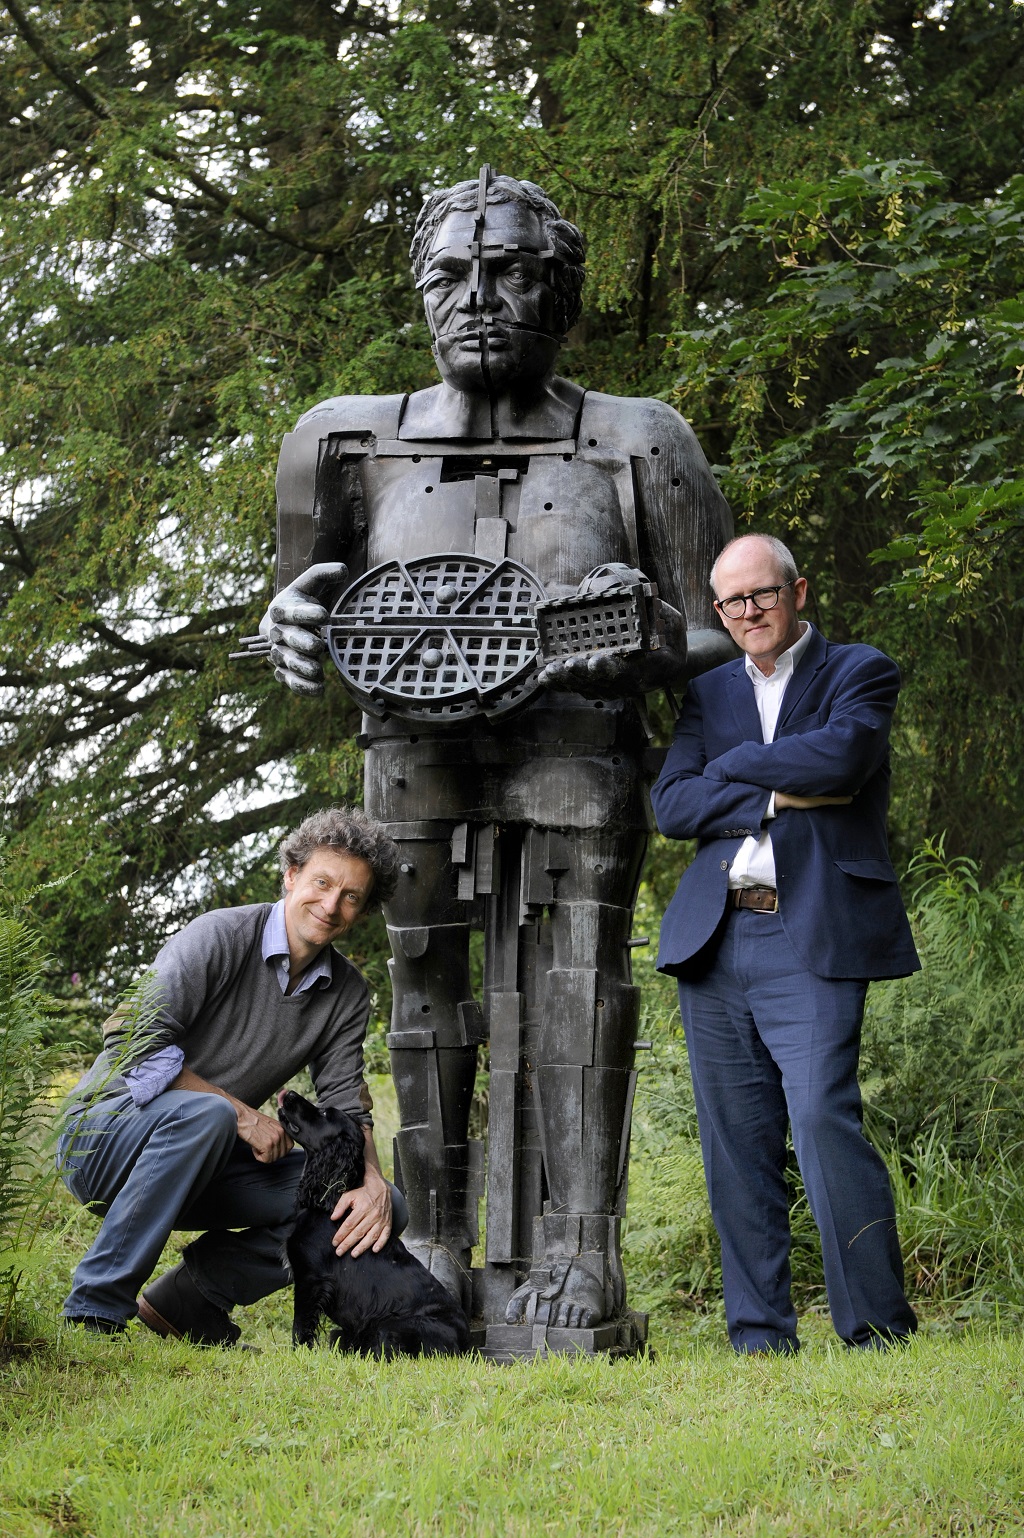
left=720, top=860, right=729, bottom=870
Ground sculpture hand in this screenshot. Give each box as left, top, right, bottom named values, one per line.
left=537, top=647, right=637, bottom=698
left=538, top=600, right=689, bottom=699
left=259, top=562, right=348, bottom=697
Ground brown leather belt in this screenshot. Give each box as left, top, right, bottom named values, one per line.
left=731, top=887, right=779, bottom=913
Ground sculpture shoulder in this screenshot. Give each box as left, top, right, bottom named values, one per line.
left=293, top=392, right=407, bottom=437
left=579, top=390, right=703, bottom=460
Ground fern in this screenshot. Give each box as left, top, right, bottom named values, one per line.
left=0, top=862, right=76, bottom=1341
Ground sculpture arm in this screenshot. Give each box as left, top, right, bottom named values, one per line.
left=544, top=393, right=734, bottom=699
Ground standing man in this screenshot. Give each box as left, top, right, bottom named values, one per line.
left=652, top=534, right=919, bottom=1354
left=59, top=807, right=403, bottom=1343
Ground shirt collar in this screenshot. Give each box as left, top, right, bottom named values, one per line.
left=262, top=898, right=333, bottom=991
left=744, top=620, right=813, bottom=686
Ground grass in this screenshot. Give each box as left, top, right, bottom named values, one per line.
left=3, top=1065, right=1024, bottom=1536
left=2, top=1324, right=1023, bottom=1536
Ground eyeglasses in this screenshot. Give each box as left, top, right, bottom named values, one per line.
left=714, top=581, right=795, bottom=620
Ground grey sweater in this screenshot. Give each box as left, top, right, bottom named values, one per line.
left=79, top=904, right=372, bottom=1122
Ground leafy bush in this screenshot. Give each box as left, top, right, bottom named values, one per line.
left=0, top=861, right=74, bottom=1341
left=861, top=841, right=1024, bottom=1160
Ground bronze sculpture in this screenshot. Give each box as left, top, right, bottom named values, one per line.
left=259, top=169, right=733, bottom=1357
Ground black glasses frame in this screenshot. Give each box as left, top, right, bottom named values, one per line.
left=714, top=580, right=795, bottom=620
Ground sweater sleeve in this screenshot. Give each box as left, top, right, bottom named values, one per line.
left=100, top=913, right=245, bottom=1071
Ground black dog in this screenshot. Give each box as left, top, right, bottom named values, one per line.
left=278, top=1090, right=468, bottom=1358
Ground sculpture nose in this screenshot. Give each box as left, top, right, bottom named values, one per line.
left=458, top=267, right=501, bottom=314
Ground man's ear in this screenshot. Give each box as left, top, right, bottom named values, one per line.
left=793, top=577, right=809, bottom=612
left=284, top=865, right=299, bottom=891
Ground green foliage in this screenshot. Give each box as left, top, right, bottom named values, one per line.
left=670, top=161, right=1024, bottom=610
left=861, top=841, right=1024, bottom=1160
left=666, top=158, right=1024, bottom=869
left=0, top=857, right=74, bottom=1341
left=2, top=1, right=1023, bottom=993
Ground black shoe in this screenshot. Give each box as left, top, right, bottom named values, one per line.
left=138, top=1263, right=241, bottom=1347
left=65, top=1314, right=126, bottom=1335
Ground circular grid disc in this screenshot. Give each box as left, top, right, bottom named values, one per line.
left=326, top=554, right=545, bottom=721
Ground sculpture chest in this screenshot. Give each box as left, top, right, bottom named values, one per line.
left=357, top=440, right=638, bottom=591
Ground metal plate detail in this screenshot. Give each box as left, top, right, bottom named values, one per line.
left=326, top=554, right=546, bottom=721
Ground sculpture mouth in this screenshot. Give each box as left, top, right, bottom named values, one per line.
left=447, top=325, right=511, bottom=349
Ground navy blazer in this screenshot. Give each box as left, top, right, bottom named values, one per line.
left=652, top=626, right=920, bottom=981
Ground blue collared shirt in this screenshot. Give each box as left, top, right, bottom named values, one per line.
left=261, top=898, right=334, bottom=995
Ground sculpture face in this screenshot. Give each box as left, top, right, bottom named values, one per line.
left=419, top=202, right=562, bottom=395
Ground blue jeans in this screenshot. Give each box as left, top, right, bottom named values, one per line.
left=58, top=1090, right=407, bottom=1327
left=678, top=908, right=916, bottom=1354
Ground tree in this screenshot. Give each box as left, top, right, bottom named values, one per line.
left=667, top=160, right=1024, bottom=866
left=1, top=0, right=1022, bottom=990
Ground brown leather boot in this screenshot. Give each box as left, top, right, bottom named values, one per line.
left=138, top=1263, right=241, bottom=1347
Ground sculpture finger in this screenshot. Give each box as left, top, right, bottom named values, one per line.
left=269, top=645, right=324, bottom=683
left=273, top=664, right=326, bottom=698
left=290, top=560, right=348, bottom=597
left=586, top=651, right=623, bottom=682
left=268, top=598, right=330, bottom=628
left=271, top=623, right=327, bottom=657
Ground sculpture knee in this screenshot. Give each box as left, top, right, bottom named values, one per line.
left=386, top=923, right=478, bottom=1048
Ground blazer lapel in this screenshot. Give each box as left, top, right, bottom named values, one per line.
left=776, top=625, right=828, bottom=730
left=726, top=661, right=763, bottom=743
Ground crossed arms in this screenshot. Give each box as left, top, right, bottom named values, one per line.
left=652, top=649, right=900, bottom=843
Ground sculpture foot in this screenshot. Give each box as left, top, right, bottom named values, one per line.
left=403, top=1239, right=471, bottom=1313
left=505, top=1256, right=607, bottom=1330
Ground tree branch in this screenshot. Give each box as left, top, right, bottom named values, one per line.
left=3, top=0, right=350, bottom=258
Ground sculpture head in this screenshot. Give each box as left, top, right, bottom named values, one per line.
left=410, top=170, right=586, bottom=396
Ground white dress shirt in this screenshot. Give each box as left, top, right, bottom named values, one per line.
left=728, top=621, right=813, bottom=889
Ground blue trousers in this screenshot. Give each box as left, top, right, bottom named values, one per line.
left=678, top=908, right=916, bottom=1353
left=58, top=1090, right=407, bottom=1328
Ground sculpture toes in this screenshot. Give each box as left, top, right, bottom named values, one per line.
left=504, top=1282, right=535, bottom=1326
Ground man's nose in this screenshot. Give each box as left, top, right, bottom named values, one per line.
left=319, top=888, right=344, bottom=917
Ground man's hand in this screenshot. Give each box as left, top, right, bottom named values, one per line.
left=236, top=1107, right=295, bottom=1163
left=258, top=561, right=348, bottom=697
left=330, top=1165, right=393, bottom=1257
left=775, top=791, right=853, bottom=810
left=170, top=1065, right=295, bottom=1162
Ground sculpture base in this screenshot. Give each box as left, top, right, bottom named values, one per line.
left=476, top=1311, right=648, bottom=1363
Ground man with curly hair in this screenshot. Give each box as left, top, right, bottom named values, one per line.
left=59, top=806, right=404, bottom=1345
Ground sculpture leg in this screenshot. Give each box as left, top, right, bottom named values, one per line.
left=384, top=837, right=480, bottom=1311
left=505, top=828, right=646, bottom=1330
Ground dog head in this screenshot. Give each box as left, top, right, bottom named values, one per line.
left=278, top=1090, right=366, bottom=1210
left=279, top=1090, right=364, bottom=1154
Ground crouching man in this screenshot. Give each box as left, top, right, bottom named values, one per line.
left=58, top=806, right=406, bottom=1344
